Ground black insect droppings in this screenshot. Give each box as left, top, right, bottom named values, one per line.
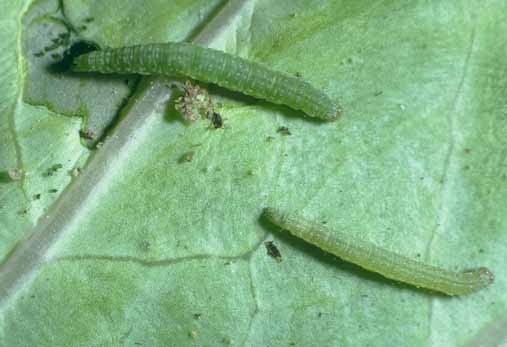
left=277, top=126, right=291, bottom=136
left=210, top=112, right=223, bottom=128
left=79, top=128, right=96, bottom=140
left=44, top=42, right=61, bottom=52
left=265, top=241, right=282, bottom=262
left=49, top=188, right=58, bottom=193
left=44, top=163, right=63, bottom=177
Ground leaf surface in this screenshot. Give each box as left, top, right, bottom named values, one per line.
left=1, top=1, right=506, bottom=346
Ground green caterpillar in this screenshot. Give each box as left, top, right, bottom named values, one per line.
left=263, top=207, right=494, bottom=296
left=72, top=43, right=340, bottom=121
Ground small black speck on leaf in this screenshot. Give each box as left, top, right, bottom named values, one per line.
left=45, top=163, right=63, bottom=177
left=44, top=42, right=60, bottom=52
left=265, top=241, right=282, bottom=262
left=277, top=126, right=291, bottom=136
left=211, top=112, right=223, bottom=128
left=79, top=128, right=96, bottom=140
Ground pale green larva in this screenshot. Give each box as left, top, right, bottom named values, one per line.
left=262, top=207, right=494, bottom=296
left=72, top=43, right=340, bottom=121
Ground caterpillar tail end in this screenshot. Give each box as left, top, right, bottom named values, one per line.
left=262, top=207, right=278, bottom=222
left=336, top=103, right=343, bottom=118
left=455, top=267, right=495, bottom=296
left=261, top=207, right=288, bottom=227
left=477, top=267, right=495, bottom=286
left=320, top=103, right=342, bottom=122
left=331, top=104, right=343, bottom=121
left=63, top=41, right=100, bottom=73
left=71, top=55, right=90, bottom=72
